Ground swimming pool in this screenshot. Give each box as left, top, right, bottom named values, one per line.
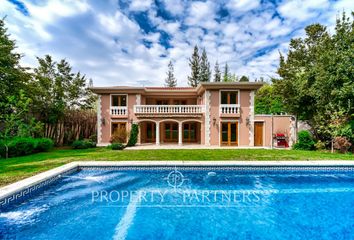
left=1, top=162, right=354, bottom=239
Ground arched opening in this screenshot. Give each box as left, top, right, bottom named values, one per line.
left=160, top=121, right=179, bottom=143
left=139, top=120, right=157, bottom=144
left=182, top=121, right=201, bottom=144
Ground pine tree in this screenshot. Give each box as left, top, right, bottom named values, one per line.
left=213, top=61, right=221, bottom=82
left=187, top=45, right=200, bottom=87
left=165, top=60, right=177, bottom=87
left=223, top=63, right=229, bottom=82
left=199, top=48, right=211, bottom=82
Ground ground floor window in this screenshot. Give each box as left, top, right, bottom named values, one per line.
left=111, top=122, right=126, bottom=134
left=111, top=122, right=127, bottom=143
left=221, top=122, right=238, bottom=146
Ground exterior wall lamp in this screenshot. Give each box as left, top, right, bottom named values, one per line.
left=101, top=118, right=106, bottom=126
left=246, top=117, right=250, bottom=126
left=213, top=117, right=216, bottom=126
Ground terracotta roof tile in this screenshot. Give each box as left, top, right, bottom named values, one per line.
left=145, top=87, right=195, bottom=90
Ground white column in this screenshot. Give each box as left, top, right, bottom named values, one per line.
left=137, top=124, right=141, bottom=145
left=178, top=122, right=182, bottom=146
left=97, top=95, right=102, bottom=145
left=156, top=122, right=160, bottom=145
left=249, top=90, right=255, bottom=146
left=204, top=91, right=211, bottom=146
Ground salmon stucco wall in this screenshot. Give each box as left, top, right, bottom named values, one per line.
left=239, top=90, right=251, bottom=146
left=254, top=115, right=296, bottom=147
left=209, top=90, right=220, bottom=145
left=207, top=89, right=252, bottom=146
left=128, top=94, right=137, bottom=127
left=100, top=94, right=112, bottom=143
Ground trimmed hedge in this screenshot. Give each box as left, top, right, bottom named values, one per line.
left=72, top=140, right=96, bottom=149
left=0, top=137, right=54, bottom=158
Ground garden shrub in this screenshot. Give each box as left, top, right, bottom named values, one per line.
left=8, top=138, right=36, bottom=157
left=314, top=140, right=326, bottom=151
left=35, top=138, right=54, bottom=152
left=72, top=139, right=96, bottom=149
left=89, top=134, right=97, bottom=143
left=293, top=130, right=315, bottom=150
left=126, top=123, right=139, bottom=147
left=0, top=140, right=6, bottom=158
left=0, top=138, right=55, bottom=158
left=110, top=143, right=125, bottom=150
left=110, top=128, right=128, bottom=143
left=333, top=136, right=352, bottom=153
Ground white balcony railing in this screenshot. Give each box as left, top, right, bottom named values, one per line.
left=110, top=106, right=128, bottom=116
left=220, top=104, right=240, bottom=115
left=134, top=105, right=205, bottom=114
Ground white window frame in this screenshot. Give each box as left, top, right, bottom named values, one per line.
left=219, top=90, right=240, bottom=105
left=218, top=119, right=240, bottom=147
left=110, top=94, right=128, bottom=107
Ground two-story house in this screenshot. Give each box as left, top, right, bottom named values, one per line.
left=91, top=82, right=296, bottom=148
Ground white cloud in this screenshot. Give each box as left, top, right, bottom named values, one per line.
left=185, top=1, right=218, bottom=30
left=129, top=0, right=154, bottom=12
left=227, top=0, right=260, bottom=12
left=1, top=0, right=352, bottom=86
left=97, top=11, right=140, bottom=38
left=162, top=0, right=185, bottom=16
left=278, top=0, right=329, bottom=22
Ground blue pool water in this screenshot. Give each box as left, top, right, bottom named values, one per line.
left=1, top=168, right=354, bottom=239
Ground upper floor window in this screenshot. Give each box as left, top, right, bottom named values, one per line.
left=174, top=100, right=187, bottom=105
left=221, top=91, right=238, bottom=105
left=111, top=95, right=127, bottom=106
left=156, top=100, right=169, bottom=105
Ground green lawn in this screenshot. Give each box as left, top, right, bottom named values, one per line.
left=0, top=147, right=353, bottom=187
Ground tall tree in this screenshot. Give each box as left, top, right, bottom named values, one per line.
left=213, top=61, right=221, bottom=82
left=164, top=60, right=177, bottom=87
left=199, top=48, right=211, bottom=82
left=274, top=12, right=354, bottom=143
left=239, top=75, right=249, bottom=82
left=255, top=84, right=284, bottom=114
left=0, top=18, right=30, bottom=106
left=187, top=45, right=200, bottom=87
left=223, top=63, right=229, bottom=82
left=30, top=55, right=96, bottom=123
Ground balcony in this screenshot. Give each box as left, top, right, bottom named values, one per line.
left=134, top=105, right=205, bottom=115
left=219, top=104, right=240, bottom=116
left=110, top=106, right=127, bottom=116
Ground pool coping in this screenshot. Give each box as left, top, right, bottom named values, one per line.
left=1, top=160, right=354, bottom=205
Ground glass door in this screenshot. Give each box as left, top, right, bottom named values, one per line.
left=146, top=122, right=156, bottom=142
left=164, top=123, right=178, bottom=142
left=183, top=123, right=197, bottom=142
left=221, top=122, right=238, bottom=146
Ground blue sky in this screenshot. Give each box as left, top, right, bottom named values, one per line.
left=1, top=0, right=352, bottom=86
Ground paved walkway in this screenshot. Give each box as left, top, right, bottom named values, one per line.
left=124, top=144, right=280, bottom=150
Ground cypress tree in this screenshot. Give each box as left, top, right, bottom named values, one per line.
left=199, top=48, right=211, bottom=82
left=164, top=60, right=177, bottom=87
left=213, top=61, right=221, bottom=82
left=187, top=45, right=200, bottom=87
left=223, top=63, right=229, bottom=82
